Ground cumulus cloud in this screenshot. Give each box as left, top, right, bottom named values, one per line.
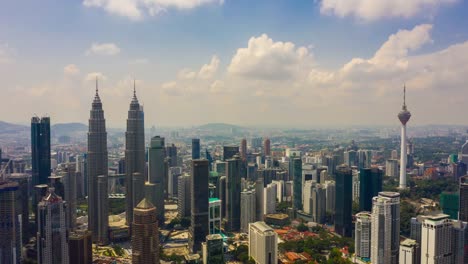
left=83, top=0, right=223, bottom=20
left=198, top=55, right=220, bottom=79
left=320, top=0, right=457, bottom=21
left=64, top=64, right=80, bottom=75
left=86, top=42, right=121, bottom=56
left=85, top=72, right=107, bottom=81
left=227, top=34, right=313, bottom=80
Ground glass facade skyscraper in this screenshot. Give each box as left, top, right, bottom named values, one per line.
left=31, top=116, right=51, bottom=186
left=335, top=165, right=353, bottom=237
left=359, top=168, right=383, bottom=212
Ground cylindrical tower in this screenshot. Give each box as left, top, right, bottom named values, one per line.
left=398, top=86, right=411, bottom=189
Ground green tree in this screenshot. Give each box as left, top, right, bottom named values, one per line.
left=297, top=223, right=308, bottom=232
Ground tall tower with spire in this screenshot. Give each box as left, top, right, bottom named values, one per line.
left=125, top=80, right=146, bottom=226
left=87, top=78, right=109, bottom=245
left=398, top=86, right=411, bottom=189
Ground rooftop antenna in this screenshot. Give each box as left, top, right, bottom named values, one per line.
left=95, top=76, right=99, bottom=96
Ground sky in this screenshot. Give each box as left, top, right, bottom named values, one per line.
left=1, top=0, right=468, bottom=128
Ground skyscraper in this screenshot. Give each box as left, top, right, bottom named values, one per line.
left=240, top=138, right=247, bottom=160
left=399, top=239, right=420, bottom=264
left=291, top=157, right=302, bottom=211
left=202, top=234, right=224, bottom=264
left=0, top=181, right=20, bottom=264
left=192, top=138, right=200, bottom=160
left=148, top=136, right=166, bottom=224
left=166, top=144, right=178, bottom=167
left=37, top=188, right=69, bottom=264
left=325, top=180, right=335, bottom=217
left=371, top=192, right=400, bottom=264
left=125, top=83, right=146, bottom=226
left=359, top=168, right=383, bottom=212
left=248, top=221, right=278, bottom=264
left=69, top=231, right=92, bottom=264
left=58, top=163, right=77, bottom=230
left=355, top=212, right=372, bottom=260
left=177, top=175, right=191, bottom=218
left=31, top=116, right=51, bottom=186
left=311, top=184, right=326, bottom=224
left=264, top=182, right=277, bottom=215
left=255, top=177, right=265, bottom=221
left=459, top=175, right=468, bottom=221
left=87, top=80, right=109, bottom=245
left=132, top=198, right=159, bottom=264
left=241, top=190, right=256, bottom=233
left=223, top=146, right=239, bottom=161
left=189, top=159, right=209, bottom=253
left=225, top=155, right=241, bottom=231
left=398, top=86, right=411, bottom=189
left=421, top=214, right=453, bottom=264
left=460, top=140, right=468, bottom=164
left=335, top=165, right=352, bottom=237
left=264, top=138, right=271, bottom=156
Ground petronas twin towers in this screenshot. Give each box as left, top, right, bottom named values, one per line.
left=87, top=79, right=146, bottom=245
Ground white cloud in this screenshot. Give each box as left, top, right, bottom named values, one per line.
left=83, top=0, right=223, bottom=20
left=129, top=58, right=149, bottom=65
left=227, top=34, right=313, bottom=80
left=320, top=0, right=457, bottom=21
left=209, top=80, right=224, bottom=93
left=85, top=72, right=107, bottom=81
left=63, top=64, right=80, bottom=75
left=161, top=81, right=181, bottom=96
left=198, top=55, right=220, bottom=79
left=178, top=68, right=196, bottom=80
left=86, top=42, right=121, bottom=56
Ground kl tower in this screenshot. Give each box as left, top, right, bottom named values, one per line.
left=398, top=85, right=411, bottom=189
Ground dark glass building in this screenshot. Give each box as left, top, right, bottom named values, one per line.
left=459, top=175, right=468, bottom=222
left=192, top=138, right=200, bottom=160
left=359, top=168, right=383, bottom=212
left=223, top=146, right=239, bottom=161
left=31, top=116, right=51, bottom=186
left=335, top=165, right=353, bottom=237
left=189, top=159, right=209, bottom=253
left=291, top=158, right=302, bottom=210
left=225, top=155, right=241, bottom=232
left=166, top=144, right=178, bottom=167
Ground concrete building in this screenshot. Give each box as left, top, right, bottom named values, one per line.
left=264, top=182, right=277, bottom=215
left=209, top=198, right=222, bottom=234
left=0, top=181, right=20, bottom=264
left=335, top=165, right=353, bottom=237
left=223, top=146, right=239, bottom=161
left=399, top=239, right=420, bottom=264
left=189, top=159, right=209, bottom=253
left=37, top=188, right=69, bottom=264
left=249, top=221, right=278, bottom=264
left=256, top=177, right=265, bottom=221
left=177, top=174, right=191, bottom=218
left=459, top=175, right=468, bottom=222
left=241, top=139, right=247, bottom=160
left=452, top=220, right=468, bottom=264
left=225, top=155, right=241, bottom=232
left=355, top=212, right=372, bottom=260
left=421, top=214, right=453, bottom=264
left=302, top=180, right=314, bottom=215
left=241, top=190, right=256, bottom=233
left=371, top=192, right=400, bottom=264
left=386, top=159, right=399, bottom=177
left=148, top=136, right=166, bottom=224
left=87, top=81, right=109, bottom=245
left=124, top=85, right=146, bottom=226
left=460, top=140, right=468, bottom=164
left=132, top=199, right=159, bottom=264
left=325, top=180, right=335, bottom=215
left=291, top=158, right=302, bottom=211
left=311, top=184, right=326, bottom=224
left=192, top=138, right=200, bottom=160
left=264, top=138, right=271, bottom=156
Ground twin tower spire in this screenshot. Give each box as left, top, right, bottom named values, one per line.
left=94, top=77, right=139, bottom=102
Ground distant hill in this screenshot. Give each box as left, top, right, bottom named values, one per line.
left=0, top=121, right=28, bottom=134
left=198, top=123, right=244, bottom=130
left=52, top=123, right=87, bottom=135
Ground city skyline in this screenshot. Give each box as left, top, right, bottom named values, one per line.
left=1, top=1, right=468, bottom=127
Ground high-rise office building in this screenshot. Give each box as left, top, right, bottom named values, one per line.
left=37, top=188, right=69, bottom=264
left=209, top=198, right=221, bottom=234
left=7, top=173, right=30, bottom=243
left=225, top=155, right=241, bottom=231
left=57, top=163, right=77, bottom=230
left=69, top=231, right=92, bottom=264
left=440, top=192, right=459, bottom=219
left=241, top=139, right=247, bottom=160
left=459, top=175, right=468, bottom=221
left=189, top=159, right=209, bottom=253
left=355, top=212, right=372, bottom=260
left=311, top=184, right=326, bottom=224
left=359, top=168, right=383, bottom=212
left=132, top=198, right=159, bottom=264
left=202, top=234, right=224, bottom=264
left=386, top=159, right=399, bottom=177
left=148, top=136, right=166, bottom=224
left=256, top=178, right=265, bottom=221
left=291, top=158, right=302, bottom=211
left=398, top=86, right=411, bottom=189
left=241, top=190, right=256, bottom=233
left=344, top=150, right=357, bottom=167
left=248, top=221, right=278, bottom=264
left=166, top=144, right=178, bottom=167
left=192, top=138, right=200, bottom=160
left=0, top=181, right=20, bottom=264
left=264, top=138, right=271, bottom=156
left=223, top=146, right=239, bottom=161
left=303, top=180, right=314, bottom=215
left=335, top=165, right=353, bottom=237
left=31, top=116, right=51, bottom=186
left=264, top=182, right=277, bottom=215
left=371, top=192, right=400, bottom=264
left=87, top=81, right=109, bottom=245
left=178, top=175, right=191, bottom=218
left=399, top=239, right=420, bottom=264
left=460, top=140, right=468, bottom=164
left=219, top=176, right=227, bottom=219
left=452, top=220, right=468, bottom=264
left=325, top=180, right=335, bottom=216
left=421, top=214, right=453, bottom=264
left=125, top=85, right=146, bottom=226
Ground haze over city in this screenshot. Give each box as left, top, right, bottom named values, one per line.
left=1, top=0, right=468, bottom=127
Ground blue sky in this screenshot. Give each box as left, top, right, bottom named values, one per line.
left=1, top=0, right=467, bottom=127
